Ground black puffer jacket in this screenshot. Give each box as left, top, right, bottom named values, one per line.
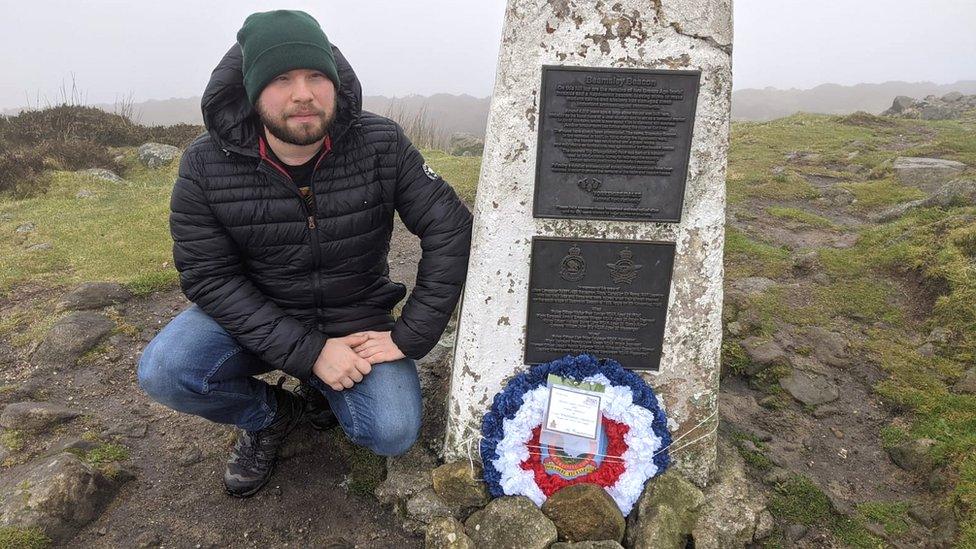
left=169, top=43, right=472, bottom=380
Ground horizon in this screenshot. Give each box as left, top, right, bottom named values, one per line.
left=4, top=77, right=975, bottom=114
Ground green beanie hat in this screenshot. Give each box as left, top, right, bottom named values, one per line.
left=236, top=10, right=341, bottom=106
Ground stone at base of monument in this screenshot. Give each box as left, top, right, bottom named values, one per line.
left=415, top=435, right=771, bottom=549
left=444, top=0, right=731, bottom=486
left=525, top=237, right=675, bottom=370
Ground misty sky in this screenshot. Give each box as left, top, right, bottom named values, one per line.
left=1, top=0, right=974, bottom=110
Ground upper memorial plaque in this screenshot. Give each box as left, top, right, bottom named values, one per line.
left=533, top=66, right=701, bottom=223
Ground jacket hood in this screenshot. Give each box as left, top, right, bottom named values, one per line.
left=201, top=42, right=363, bottom=157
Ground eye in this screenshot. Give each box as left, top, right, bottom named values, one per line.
left=275, top=75, right=289, bottom=82
left=310, top=72, right=325, bottom=79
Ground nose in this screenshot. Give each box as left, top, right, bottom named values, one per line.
left=291, top=76, right=314, bottom=102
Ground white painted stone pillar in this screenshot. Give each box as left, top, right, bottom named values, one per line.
left=445, top=0, right=732, bottom=485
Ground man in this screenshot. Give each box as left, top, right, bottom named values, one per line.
left=137, top=10, right=472, bottom=498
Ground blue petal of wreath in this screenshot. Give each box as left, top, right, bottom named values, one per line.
left=479, top=353, right=672, bottom=499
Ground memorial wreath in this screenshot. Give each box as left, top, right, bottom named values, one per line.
left=479, top=353, right=671, bottom=516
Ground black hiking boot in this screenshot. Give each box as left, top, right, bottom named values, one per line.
left=223, top=378, right=305, bottom=498
left=294, top=379, right=338, bottom=431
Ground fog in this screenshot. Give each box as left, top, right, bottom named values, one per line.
left=0, top=0, right=973, bottom=110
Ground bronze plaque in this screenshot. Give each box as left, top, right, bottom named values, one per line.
left=533, top=66, right=701, bottom=223
left=525, top=237, right=675, bottom=371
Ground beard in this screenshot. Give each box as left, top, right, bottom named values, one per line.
left=255, top=98, right=338, bottom=146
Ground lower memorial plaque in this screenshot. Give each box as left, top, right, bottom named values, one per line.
left=525, top=237, right=676, bottom=371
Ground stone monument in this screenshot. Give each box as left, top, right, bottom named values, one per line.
left=444, top=0, right=732, bottom=485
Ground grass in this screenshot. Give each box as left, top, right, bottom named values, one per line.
left=857, top=501, right=911, bottom=537
left=327, top=427, right=387, bottom=498
left=768, top=475, right=883, bottom=548
left=421, top=149, right=481, bottom=205
left=0, top=527, right=51, bottom=549
left=730, top=110, right=976, bottom=545
left=842, top=177, right=926, bottom=211
left=0, top=165, right=176, bottom=297
left=765, top=206, right=837, bottom=229
left=724, top=227, right=793, bottom=279
left=0, top=147, right=479, bottom=300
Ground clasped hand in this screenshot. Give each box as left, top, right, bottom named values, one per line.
left=311, top=331, right=405, bottom=391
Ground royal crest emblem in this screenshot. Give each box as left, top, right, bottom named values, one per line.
left=559, top=245, right=586, bottom=281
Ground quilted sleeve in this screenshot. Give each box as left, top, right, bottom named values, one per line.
left=390, top=125, right=474, bottom=359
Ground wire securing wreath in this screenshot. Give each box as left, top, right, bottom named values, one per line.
left=479, top=353, right=671, bottom=516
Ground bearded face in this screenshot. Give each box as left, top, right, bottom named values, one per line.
left=254, top=69, right=338, bottom=146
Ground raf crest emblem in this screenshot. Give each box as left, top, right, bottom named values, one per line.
left=607, top=248, right=642, bottom=284
left=559, top=245, right=586, bottom=281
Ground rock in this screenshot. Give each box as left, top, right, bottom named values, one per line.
left=448, top=133, right=485, bottom=157
left=431, top=461, right=489, bottom=508
left=884, top=94, right=976, bottom=120
left=739, top=337, right=787, bottom=375
left=693, top=439, right=770, bottom=548
left=916, top=342, right=936, bottom=357
left=465, top=496, right=557, bottom=549
left=730, top=277, right=776, bottom=296
left=137, top=143, right=181, bottom=169
left=0, top=452, right=128, bottom=543
left=15, top=222, right=35, bottom=233
left=58, top=282, right=133, bottom=311
left=624, top=472, right=704, bottom=549
left=804, top=326, right=849, bottom=368
left=754, top=510, right=775, bottom=541
left=177, top=446, right=204, bottom=466
left=780, top=371, right=839, bottom=406
left=25, top=242, right=52, bottom=251
left=873, top=178, right=976, bottom=222
left=784, top=523, right=808, bottom=543
left=888, top=96, right=916, bottom=113
left=374, top=444, right=437, bottom=507
left=29, top=311, right=115, bottom=369
left=927, top=327, right=952, bottom=345
left=45, top=437, right=100, bottom=458
left=80, top=168, right=125, bottom=184
left=792, top=251, right=819, bottom=273
left=551, top=542, right=624, bottom=549
left=75, top=189, right=95, bottom=199
left=541, top=484, right=625, bottom=543
left=0, top=402, right=81, bottom=433
left=894, top=157, right=967, bottom=192
left=725, top=321, right=744, bottom=337
left=954, top=368, right=976, bottom=394
left=887, top=438, right=937, bottom=473
left=927, top=178, right=976, bottom=207
left=406, top=488, right=458, bottom=532
left=425, top=516, right=475, bottom=549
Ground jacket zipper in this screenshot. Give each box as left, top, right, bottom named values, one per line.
left=254, top=139, right=332, bottom=326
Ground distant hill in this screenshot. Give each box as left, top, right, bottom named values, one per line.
left=3, top=80, right=974, bottom=131
left=2, top=94, right=492, bottom=138
left=732, top=80, right=976, bottom=121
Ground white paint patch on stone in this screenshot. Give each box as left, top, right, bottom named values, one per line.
left=444, top=0, right=732, bottom=486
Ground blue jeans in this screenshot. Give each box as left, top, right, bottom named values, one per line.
left=137, top=303, right=422, bottom=456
